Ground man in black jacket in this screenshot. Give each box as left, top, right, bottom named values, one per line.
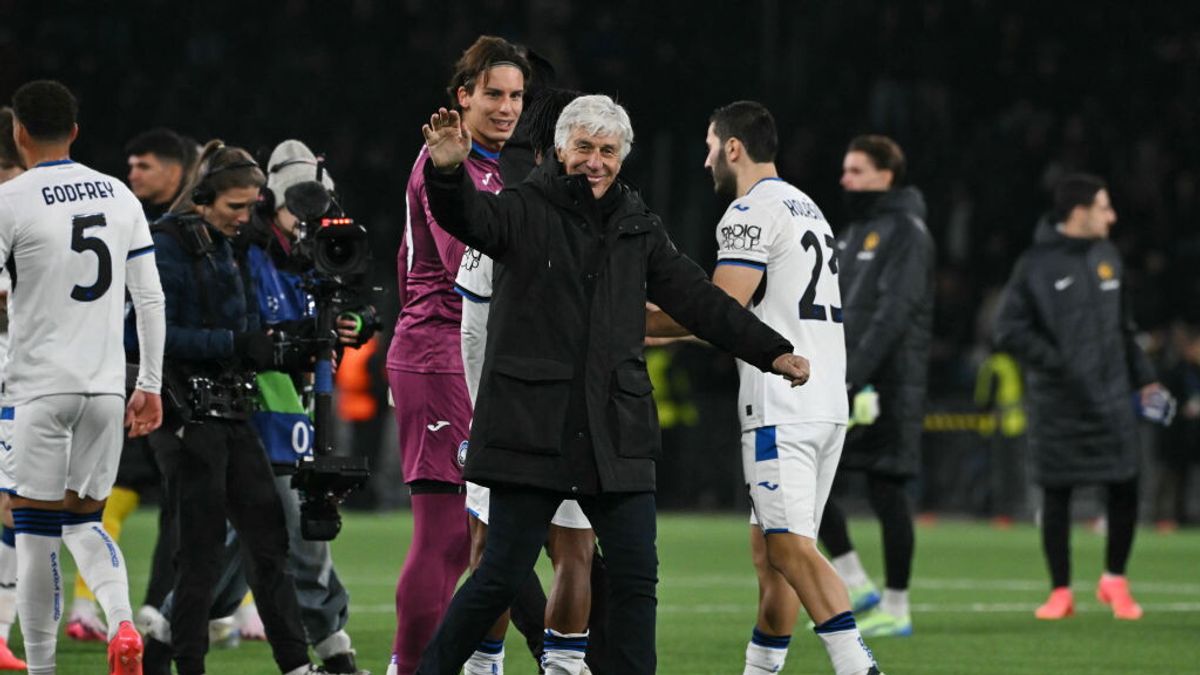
left=818, top=135, right=934, bottom=638
left=994, top=173, right=1164, bottom=621
left=414, top=96, right=811, bottom=675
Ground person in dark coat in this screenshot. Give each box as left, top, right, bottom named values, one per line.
left=413, top=95, right=812, bottom=675
left=994, top=173, right=1164, bottom=621
left=817, top=135, right=935, bottom=638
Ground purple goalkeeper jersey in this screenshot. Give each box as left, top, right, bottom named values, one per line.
left=387, top=143, right=503, bottom=373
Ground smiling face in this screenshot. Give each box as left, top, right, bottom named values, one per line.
left=457, top=64, right=524, bottom=153
left=557, top=126, right=623, bottom=199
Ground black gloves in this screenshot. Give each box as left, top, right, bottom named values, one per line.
left=233, top=331, right=275, bottom=371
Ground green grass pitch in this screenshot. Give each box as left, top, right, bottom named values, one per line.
left=31, top=510, right=1200, bottom=673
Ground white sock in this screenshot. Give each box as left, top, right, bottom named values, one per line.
left=881, top=588, right=909, bottom=617
left=0, top=528, right=16, bottom=641
left=284, top=665, right=314, bottom=675
left=61, top=511, right=132, bottom=639
left=743, top=627, right=789, bottom=673
left=464, top=637, right=505, bottom=674
left=542, top=629, right=588, bottom=675
left=14, top=508, right=65, bottom=675
left=314, top=628, right=353, bottom=660
left=831, top=551, right=871, bottom=588
left=814, top=611, right=876, bottom=675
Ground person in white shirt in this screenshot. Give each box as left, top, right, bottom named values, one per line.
left=648, top=101, right=881, bottom=675
left=0, top=80, right=164, bottom=675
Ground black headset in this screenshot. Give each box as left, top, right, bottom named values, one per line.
left=191, top=146, right=260, bottom=206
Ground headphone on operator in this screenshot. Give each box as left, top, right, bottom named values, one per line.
left=191, top=146, right=260, bottom=206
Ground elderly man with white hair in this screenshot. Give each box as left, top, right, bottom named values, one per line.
left=412, top=94, right=813, bottom=674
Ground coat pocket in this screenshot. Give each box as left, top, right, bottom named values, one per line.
left=486, top=355, right=574, bottom=455
left=610, top=367, right=660, bottom=459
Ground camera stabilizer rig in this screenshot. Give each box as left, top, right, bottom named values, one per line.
left=284, top=180, right=375, bottom=541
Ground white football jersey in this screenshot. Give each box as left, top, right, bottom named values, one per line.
left=454, top=247, right=493, bottom=402
left=715, top=177, right=848, bottom=430
left=0, top=159, right=164, bottom=404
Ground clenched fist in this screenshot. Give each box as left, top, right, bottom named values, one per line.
left=771, top=353, right=811, bottom=387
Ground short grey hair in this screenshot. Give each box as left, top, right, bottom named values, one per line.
left=553, top=94, right=635, bottom=160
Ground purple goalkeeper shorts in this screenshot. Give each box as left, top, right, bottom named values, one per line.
left=387, top=369, right=472, bottom=485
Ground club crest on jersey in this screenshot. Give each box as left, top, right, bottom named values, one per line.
left=720, top=223, right=762, bottom=251
left=857, top=231, right=879, bottom=260
left=457, top=440, right=469, bottom=467
left=1097, top=261, right=1120, bottom=291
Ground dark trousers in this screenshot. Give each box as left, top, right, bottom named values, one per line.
left=1041, top=477, right=1139, bottom=588
left=417, top=487, right=657, bottom=675
left=169, top=419, right=309, bottom=675
left=144, top=428, right=181, bottom=608
left=820, top=473, right=915, bottom=590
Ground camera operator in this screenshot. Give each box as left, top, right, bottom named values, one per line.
left=146, top=139, right=322, bottom=675
left=145, top=139, right=372, bottom=675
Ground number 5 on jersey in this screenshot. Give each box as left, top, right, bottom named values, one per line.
left=799, top=230, right=841, bottom=322
left=70, top=213, right=112, bottom=302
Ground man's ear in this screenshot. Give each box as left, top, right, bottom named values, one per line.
left=725, top=137, right=741, bottom=163
left=68, top=123, right=79, bottom=145
left=456, top=86, right=471, bottom=110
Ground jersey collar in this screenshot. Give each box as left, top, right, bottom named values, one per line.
left=745, top=176, right=784, bottom=196
left=33, top=158, right=74, bottom=168
left=470, top=141, right=501, bottom=161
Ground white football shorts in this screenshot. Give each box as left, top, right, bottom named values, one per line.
left=0, top=394, right=125, bottom=502
left=466, top=481, right=592, bottom=530
left=744, top=422, right=846, bottom=539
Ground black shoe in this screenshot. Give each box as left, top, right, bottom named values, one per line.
left=868, top=667, right=885, bottom=675
left=143, top=637, right=173, bottom=675
left=323, top=652, right=369, bottom=675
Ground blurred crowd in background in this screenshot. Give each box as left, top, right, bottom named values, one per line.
left=3, top=0, right=1198, bottom=521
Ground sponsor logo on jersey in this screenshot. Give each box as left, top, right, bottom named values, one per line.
left=457, top=440, right=469, bottom=468
left=757, top=481, right=780, bottom=491
left=460, top=248, right=483, bottom=271
left=1054, top=276, right=1074, bottom=291
left=427, top=420, right=450, bottom=432
left=733, top=204, right=750, bottom=212
left=720, top=223, right=762, bottom=251
left=864, top=232, right=880, bottom=251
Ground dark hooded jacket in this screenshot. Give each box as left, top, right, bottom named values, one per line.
left=422, top=156, right=793, bottom=494
left=993, top=220, right=1155, bottom=486
left=836, top=187, right=935, bottom=477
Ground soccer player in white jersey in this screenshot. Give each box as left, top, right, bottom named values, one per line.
left=648, top=101, right=880, bottom=675
left=0, top=80, right=165, bottom=675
